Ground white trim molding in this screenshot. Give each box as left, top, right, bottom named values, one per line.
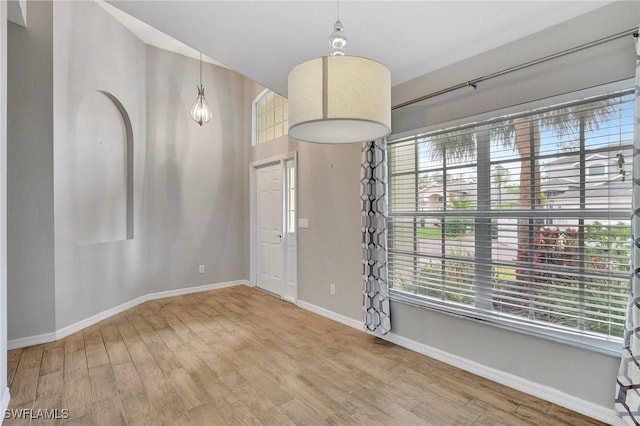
left=6, top=332, right=56, bottom=351
left=7, top=280, right=248, bottom=350
left=381, top=332, right=621, bottom=425
left=296, top=300, right=362, bottom=331
left=6, top=286, right=621, bottom=424
left=294, top=299, right=621, bottom=425
left=1, top=387, right=9, bottom=422
left=249, top=152, right=298, bottom=300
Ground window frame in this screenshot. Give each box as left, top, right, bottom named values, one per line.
left=286, top=161, right=296, bottom=235
left=251, top=89, right=289, bottom=146
left=387, top=84, right=634, bottom=356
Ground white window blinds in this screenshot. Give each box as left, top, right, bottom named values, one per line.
left=388, top=90, right=633, bottom=343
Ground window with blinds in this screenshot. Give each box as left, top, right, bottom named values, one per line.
left=388, top=90, right=633, bottom=344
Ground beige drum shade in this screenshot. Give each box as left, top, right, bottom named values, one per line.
left=288, top=55, right=391, bottom=144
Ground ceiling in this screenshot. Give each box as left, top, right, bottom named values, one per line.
left=107, top=1, right=615, bottom=97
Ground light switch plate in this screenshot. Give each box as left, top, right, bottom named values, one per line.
left=298, top=218, right=309, bottom=228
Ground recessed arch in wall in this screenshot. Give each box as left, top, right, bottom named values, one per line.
left=75, top=90, right=133, bottom=245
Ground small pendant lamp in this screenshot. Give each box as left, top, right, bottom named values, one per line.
left=190, top=53, right=213, bottom=126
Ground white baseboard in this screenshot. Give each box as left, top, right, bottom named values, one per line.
left=1, top=387, right=9, bottom=424
left=296, top=299, right=362, bottom=330
left=381, top=332, right=621, bottom=425
left=54, top=295, right=148, bottom=342
left=6, top=288, right=622, bottom=424
left=294, top=299, right=620, bottom=425
left=144, top=280, right=248, bottom=302
left=8, top=280, right=248, bottom=350
left=7, top=331, right=56, bottom=351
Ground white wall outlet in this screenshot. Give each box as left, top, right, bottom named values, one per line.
left=198, top=265, right=205, bottom=274
left=330, top=283, right=336, bottom=295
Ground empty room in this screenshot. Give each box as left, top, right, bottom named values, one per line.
left=1, top=0, right=640, bottom=425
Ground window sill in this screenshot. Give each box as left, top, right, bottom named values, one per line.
left=390, top=289, right=625, bottom=358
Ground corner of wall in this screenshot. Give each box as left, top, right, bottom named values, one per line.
left=8, top=280, right=250, bottom=350
left=1, top=0, right=10, bottom=411
left=7, top=0, right=56, bottom=342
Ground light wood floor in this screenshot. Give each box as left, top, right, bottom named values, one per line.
left=5, top=285, right=604, bottom=425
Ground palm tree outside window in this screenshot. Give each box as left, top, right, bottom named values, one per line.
left=387, top=90, right=633, bottom=345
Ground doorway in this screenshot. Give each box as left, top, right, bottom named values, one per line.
left=250, top=153, right=297, bottom=301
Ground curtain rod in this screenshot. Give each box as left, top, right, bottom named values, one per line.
left=392, top=28, right=639, bottom=111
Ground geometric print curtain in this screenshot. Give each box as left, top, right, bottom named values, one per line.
left=361, top=139, right=391, bottom=335
left=616, top=29, right=640, bottom=425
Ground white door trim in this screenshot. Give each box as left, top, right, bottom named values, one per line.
left=249, top=152, right=298, bottom=301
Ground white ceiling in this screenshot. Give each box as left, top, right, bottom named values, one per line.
left=107, top=1, right=615, bottom=97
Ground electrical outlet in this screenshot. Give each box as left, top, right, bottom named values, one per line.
left=198, top=265, right=205, bottom=274
left=330, top=283, right=336, bottom=295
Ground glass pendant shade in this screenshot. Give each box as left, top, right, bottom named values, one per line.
left=329, top=20, right=347, bottom=56
left=190, top=53, right=213, bottom=126
left=190, top=84, right=213, bottom=126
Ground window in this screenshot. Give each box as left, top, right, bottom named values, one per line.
left=589, top=163, right=606, bottom=176
left=253, top=89, right=288, bottom=145
left=388, top=90, right=633, bottom=346
left=286, top=162, right=296, bottom=234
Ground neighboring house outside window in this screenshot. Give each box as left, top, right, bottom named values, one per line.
left=252, top=89, right=288, bottom=145
left=588, top=163, right=606, bottom=176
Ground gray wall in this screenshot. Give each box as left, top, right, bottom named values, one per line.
left=1, top=0, right=10, bottom=406
left=248, top=83, right=364, bottom=320
left=53, top=0, right=147, bottom=331
left=392, top=1, right=638, bottom=134
left=141, top=46, right=249, bottom=295
left=7, top=0, right=56, bottom=340
left=391, top=303, right=621, bottom=408
left=295, top=142, right=362, bottom=318
left=250, top=131, right=364, bottom=321
left=5, top=0, right=255, bottom=337
left=249, top=0, right=639, bottom=413
left=387, top=0, right=638, bottom=411
left=5, top=0, right=637, bottom=415
left=52, top=1, right=252, bottom=330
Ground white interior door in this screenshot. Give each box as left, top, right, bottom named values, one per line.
left=256, top=163, right=284, bottom=296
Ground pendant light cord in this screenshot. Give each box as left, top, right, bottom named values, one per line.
left=199, top=52, right=203, bottom=86
left=336, top=0, right=340, bottom=20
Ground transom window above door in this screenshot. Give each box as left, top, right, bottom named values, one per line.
left=253, top=89, right=288, bottom=145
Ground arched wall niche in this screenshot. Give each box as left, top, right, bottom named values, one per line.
left=75, top=90, right=133, bottom=245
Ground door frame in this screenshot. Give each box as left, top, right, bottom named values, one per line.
left=249, top=151, right=298, bottom=302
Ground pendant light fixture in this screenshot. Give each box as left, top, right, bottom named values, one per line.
left=287, top=1, right=391, bottom=144
left=190, top=53, right=213, bottom=126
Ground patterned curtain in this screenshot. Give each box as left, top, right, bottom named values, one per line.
left=616, top=30, right=640, bottom=424
left=361, top=139, right=391, bottom=335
